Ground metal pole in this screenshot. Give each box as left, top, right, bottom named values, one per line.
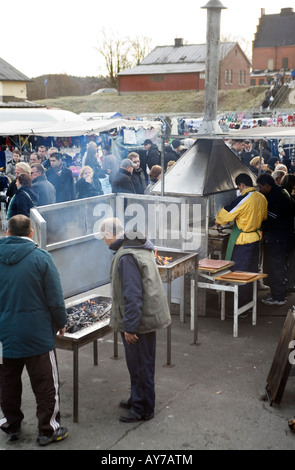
left=198, top=0, right=227, bottom=135
left=258, top=139, right=263, bottom=177
left=160, top=133, right=165, bottom=197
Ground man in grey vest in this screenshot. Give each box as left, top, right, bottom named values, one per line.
left=100, top=217, right=171, bottom=422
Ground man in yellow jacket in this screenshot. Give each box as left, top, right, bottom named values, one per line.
left=215, top=173, right=268, bottom=308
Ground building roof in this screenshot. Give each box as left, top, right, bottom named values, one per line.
left=0, top=57, right=31, bottom=82
left=119, top=42, right=237, bottom=76
left=254, top=8, right=295, bottom=48
left=119, top=63, right=206, bottom=76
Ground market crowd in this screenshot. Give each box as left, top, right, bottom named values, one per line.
left=0, top=137, right=191, bottom=221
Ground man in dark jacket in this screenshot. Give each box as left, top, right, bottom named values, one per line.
left=128, top=152, right=147, bottom=194
left=30, top=163, right=56, bottom=206
left=0, top=215, right=68, bottom=445
left=46, top=152, right=76, bottom=203
left=257, top=173, right=294, bottom=305
left=100, top=217, right=171, bottom=423
left=111, top=158, right=136, bottom=194
left=143, top=139, right=161, bottom=171
left=164, top=139, right=181, bottom=170
left=240, top=140, right=259, bottom=168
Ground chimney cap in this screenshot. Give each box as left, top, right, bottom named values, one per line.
left=201, top=0, right=227, bottom=9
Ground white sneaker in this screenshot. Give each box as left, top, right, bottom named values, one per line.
left=261, top=297, right=287, bottom=306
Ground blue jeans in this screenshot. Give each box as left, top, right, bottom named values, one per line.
left=121, top=331, right=156, bottom=418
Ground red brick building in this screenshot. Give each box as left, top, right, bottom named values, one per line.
left=251, top=7, right=295, bottom=85
left=118, top=40, right=251, bottom=94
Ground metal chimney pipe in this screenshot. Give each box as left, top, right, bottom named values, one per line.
left=198, top=0, right=227, bottom=135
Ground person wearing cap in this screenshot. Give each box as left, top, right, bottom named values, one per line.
left=164, top=139, right=181, bottom=171
left=143, top=139, right=161, bottom=171
left=111, top=158, right=136, bottom=194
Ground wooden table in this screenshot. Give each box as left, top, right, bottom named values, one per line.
left=198, top=259, right=267, bottom=337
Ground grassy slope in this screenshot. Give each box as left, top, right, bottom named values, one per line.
left=35, top=87, right=269, bottom=116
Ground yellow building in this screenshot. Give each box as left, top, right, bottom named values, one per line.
left=0, top=57, right=31, bottom=102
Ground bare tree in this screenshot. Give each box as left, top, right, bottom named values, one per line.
left=220, top=34, right=251, bottom=62
left=96, top=30, right=152, bottom=86
left=129, top=36, right=152, bottom=65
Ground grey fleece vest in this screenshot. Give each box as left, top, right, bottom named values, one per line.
left=110, top=246, right=171, bottom=333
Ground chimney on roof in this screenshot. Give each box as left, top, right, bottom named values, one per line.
left=261, top=8, right=265, bottom=16
left=280, top=8, right=293, bottom=15
left=174, top=38, right=184, bottom=47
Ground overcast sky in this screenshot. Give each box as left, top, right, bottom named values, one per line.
left=1, top=1, right=287, bottom=78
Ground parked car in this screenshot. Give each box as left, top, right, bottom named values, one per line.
left=91, top=88, right=117, bottom=95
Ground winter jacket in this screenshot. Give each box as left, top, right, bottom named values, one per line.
left=109, top=234, right=171, bottom=334
left=75, top=177, right=103, bottom=199
left=164, top=145, right=180, bottom=170
left=46, top=165, right=76, bottom=203
left=0, top=236, right=67, bottom=358
left=131, top=168, right=147, bottom=194
left=216, top=187, right=268, bottom=245
left=7, top=186, right=39, bottom=219
left=146, top=144, right=161, bottom=170
left=32, top=174, right=56, bottom=206
left=111, top=168, right=136, bottom=194
left=261, top=185, right=294, bottom=235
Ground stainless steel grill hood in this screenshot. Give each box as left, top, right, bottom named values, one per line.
left=152, top=139, right=255, bottom=197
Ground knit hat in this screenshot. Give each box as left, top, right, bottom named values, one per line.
left=120, top=158, right=136, bottom=169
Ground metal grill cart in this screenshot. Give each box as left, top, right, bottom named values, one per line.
left=30, top=193, right=200, bottom=419
left=155, top=248, right=199, bottom=365
left=55, top=295, right=112, bottom=423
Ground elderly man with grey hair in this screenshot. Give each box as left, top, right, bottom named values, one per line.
left=110, top=158, right=136, bottom=194
left=100, top=217, right=171, bottom=423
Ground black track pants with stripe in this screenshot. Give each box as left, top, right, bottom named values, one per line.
left=0, top=350, right=61, bottom=436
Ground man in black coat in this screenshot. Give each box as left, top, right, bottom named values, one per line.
left=240, top=140, right=259, bottom=168
left=30, top=163, right=56, bottom=206
left=46, top=153, right=76, bottom=203
left=164, top=139, right=181, bottom=171
left=143, top=139, right=161, bottom=171
left=111, top=159, right=136, bottom=194
left=257, top=173, right=294, bottom=305
left=128, top=152, right=147, bottom=194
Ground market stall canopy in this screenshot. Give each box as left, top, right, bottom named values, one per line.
left=79, top=112, right=123, bottom=120
left=0, top=117, right=162, bottom=137
left=0, top=107, right=85, bottom=123
left=152, top=138, right=255, bottom=197
left=196, top=126, right=295, bottom=140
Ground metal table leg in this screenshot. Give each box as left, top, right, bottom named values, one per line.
left=93, top=340, right=98, bottom=366
left=73, top=343, right=79, bottom=423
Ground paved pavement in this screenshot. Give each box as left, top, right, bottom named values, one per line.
left=1, top=283, right=295, bottom=453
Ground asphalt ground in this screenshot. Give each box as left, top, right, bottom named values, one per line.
left=1, top=283, right=295, bottom=458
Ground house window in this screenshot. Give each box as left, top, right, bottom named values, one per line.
left=225, top=69, right=233, bottom=85
left=268, top=59, right=274, bottom=71
left=282, top=58, right=288, bottom=70
left=151, top=75, right=164, bottom=82
left=250, top=79, right=256, bottom=86
left=239, top=70, right=246, bottom=85
left=228, top=69, right=233, bottom=84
